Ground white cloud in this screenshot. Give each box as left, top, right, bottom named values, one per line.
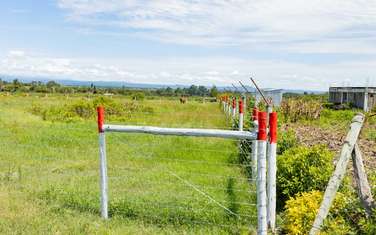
left=57, top=0, right=376, bottom=50
left=1, top=50, right=375, bottom=90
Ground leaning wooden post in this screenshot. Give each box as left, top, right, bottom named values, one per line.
left=267, top=112, right=278, bottom=232
left=97, top=107, right=109, bottom=219
left=251, top=107, right=259, bottom=180
left=238, top=99, right=244, bottom=131
left=257, top=111, right=268, bottom=235
left=352, top=144, right=375, bottom=216
left=309, top=113, right=365, bottom=235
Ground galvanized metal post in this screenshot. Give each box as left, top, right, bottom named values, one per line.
left=257, top=111, right=268, bottom=235
left=238, top=99, right=244, bottom=131
left=251, top=107, right=259, bottom=180
left=267, top=112, right=277, bottom=232
left=232, top=97, right=236, bottom=120
left=228, top=98, right=232, bottom=116
left=97, top=107, right=109, bottom=219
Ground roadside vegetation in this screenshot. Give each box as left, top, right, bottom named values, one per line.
left=0, top=79, right=375, bottom=234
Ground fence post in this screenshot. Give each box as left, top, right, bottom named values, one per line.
left=309, top=113, right=365, bottom=235
left=238, top=99, right=244, bottom=131
left=97, top=106, right=109, bottom=219
left=228, top=98, right=232, bottom=116
left=232, top=97, right=236, bottom=120
left=257, top=111, right=268, bottom=235
left=222, top=96, right=227, bottom=114
left=267, top=112, right=277, bottom=232
left=251, top=107, right=259, bottom=180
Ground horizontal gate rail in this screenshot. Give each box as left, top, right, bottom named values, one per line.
left=103, top=124, right=257, bottom=140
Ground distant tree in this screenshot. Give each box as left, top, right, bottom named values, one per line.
left=46, top=80, right=60, bottom=88
left=210, top=85, right=218, bottom=97
left=187, top=85, right=198, bottom=96
left=198, top=85, right=208, bottom=96
left=12, top=79, right=21, bottom=91
left=165, top=87, right=174, bottom=96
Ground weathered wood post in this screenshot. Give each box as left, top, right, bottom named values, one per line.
left=238, top=99, right=244, bottom=131
left=268, top=112, right=278, bottom=232
left=257, top=111, right=268, bottom=235
left=252, top=107, right=259, bottom=180
left=309, top=113, right=365, bottom=235
left=352, top=144, right=375, bottom=216
left=97, top=106, right=109, bottom=219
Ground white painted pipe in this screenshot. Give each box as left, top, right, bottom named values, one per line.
left=232, top=98, right=236, bottom=120
left=252, top=107, right=260, bottom=180
left=251, top=121, right=259, bottom=180
left=238, top=99, right=244, bottom=132
left=257, top=112, right=268, bottom=235
left=97, top=107, right=108, bottom=219
left=267, top=112, right=278, bottom=232
left=104, top=124, right=257, bottom=140
left=98, top=132, right=109, bottom=219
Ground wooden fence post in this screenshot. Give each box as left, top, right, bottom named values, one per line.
left=352, top=144, right=375, bottom=216
left=309, top=113, right=365, bottom=235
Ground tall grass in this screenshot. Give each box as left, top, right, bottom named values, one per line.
left=0, top=94, right=256, bottom=234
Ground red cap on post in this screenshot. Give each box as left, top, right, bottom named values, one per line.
left=269, top=112, right=278, bottom=143
left=252, top=107, right=259, bottom=121
left=258, top=111, right=268, bottom=141
left=97, top=106, right=104, bottom=133
left=239, top=100, right=243, bottom=114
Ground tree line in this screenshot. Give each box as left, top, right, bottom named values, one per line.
left=0, top=79, right=219, bottom=97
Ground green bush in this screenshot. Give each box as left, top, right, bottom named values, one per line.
left=30, top=96, right=154, bottom=122
left=277, top=145, right=334, bottom=206
left=277, top=130, right=298, bottom=154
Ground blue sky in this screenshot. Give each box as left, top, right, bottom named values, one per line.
left=0, top=0, right=375, bottom=90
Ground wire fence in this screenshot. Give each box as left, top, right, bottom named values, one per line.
left=0, top=100, right=258, bottom=232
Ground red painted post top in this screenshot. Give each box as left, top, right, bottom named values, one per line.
left=258, top=111, right=267, bottom=141
left=239, top=99, right=243, bottom=114
left=232, top=98, right=236, bottom=108
left=97, top=106, right=104, bottom=133
left=269, top=112, right=278, bottom=143
left=252, top=107, right=259, bottom=121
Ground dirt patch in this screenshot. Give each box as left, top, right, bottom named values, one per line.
left=282, top=123, right=376, bottom=170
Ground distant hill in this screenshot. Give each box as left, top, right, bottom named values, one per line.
left=0, top=74, right=325, bottom=94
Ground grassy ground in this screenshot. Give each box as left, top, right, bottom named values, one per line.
left=0, top=94, right=256, bottom=234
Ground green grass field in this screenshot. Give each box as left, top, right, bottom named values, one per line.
left=0, top=94, right=256, bottom=234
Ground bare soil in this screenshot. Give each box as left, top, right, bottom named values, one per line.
left=282, top=123, right=376, bottom=170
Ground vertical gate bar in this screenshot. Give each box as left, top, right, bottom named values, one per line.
left=252, top=107, right=259, bottom=180
left=239, top=99, right=244, bottom=131
left=97, top=106, right=109, bottom=219
left=232, top=97, right=236, bottom=120
left=268, top=112, right=278, bottom=232
left=257, top=111, right=268, bottom=235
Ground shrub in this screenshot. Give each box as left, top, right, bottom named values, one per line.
left=277, top=145, right=334, bottom=206
left=30, top=96, right=154, bottom=122
left=280, top=98, right=322, bottom=123
left=282, top=190, right=355, bottom=235
left=277, top=130, right=298, bottom=154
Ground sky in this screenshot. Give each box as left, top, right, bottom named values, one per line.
left=0, top=0, right=375, bottom=90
